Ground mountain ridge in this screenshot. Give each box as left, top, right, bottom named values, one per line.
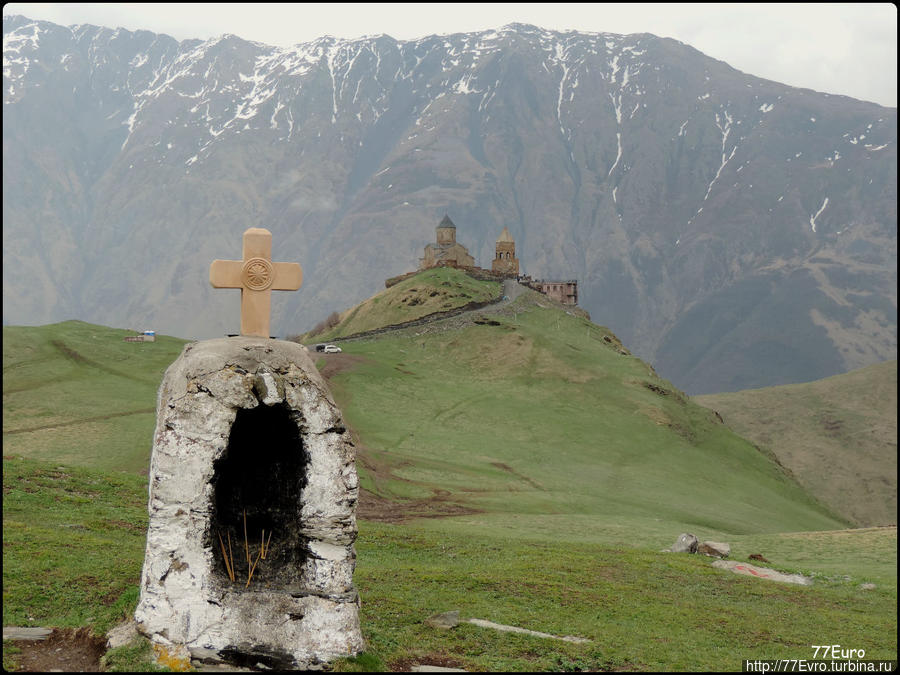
left=3, top=14, right=896, bottom=393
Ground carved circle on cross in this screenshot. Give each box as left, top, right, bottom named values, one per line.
left=241, top=257, right=274, bottom=291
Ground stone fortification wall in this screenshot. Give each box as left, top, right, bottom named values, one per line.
left=386, top=264, right=511, bottom=289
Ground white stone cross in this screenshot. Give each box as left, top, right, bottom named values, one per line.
left=209, top=227, right=303, bottom=338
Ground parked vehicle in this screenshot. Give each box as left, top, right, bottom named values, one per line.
left=323, top=345, right=342, bottom=353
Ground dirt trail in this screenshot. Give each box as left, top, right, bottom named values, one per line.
left=490, top=462, right=545, bottom=491
left=51, top=340, right=159, bottom=385
left=4, top=408, right=155, bottom=435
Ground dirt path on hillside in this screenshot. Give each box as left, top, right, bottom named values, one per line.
left=3, top=408, right=156, bottom=435
left=50, top=340, right=159, bottom=385
left=354, top=439, right=482, bottom=523
left=490, top=461, right=546, bottom=491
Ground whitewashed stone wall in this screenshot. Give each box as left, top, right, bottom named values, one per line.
left=134, top=337, right=363, bottom=670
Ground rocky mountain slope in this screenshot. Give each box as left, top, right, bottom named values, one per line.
left=3, top=15, right=896, bottom=393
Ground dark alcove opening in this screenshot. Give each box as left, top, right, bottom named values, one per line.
left=209, top=402, right=307, bottom=590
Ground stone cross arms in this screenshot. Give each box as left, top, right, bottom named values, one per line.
left=209, top=228, right=303, bottom=338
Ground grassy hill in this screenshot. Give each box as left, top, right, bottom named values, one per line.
left=2, top=285, right=897, bottom=671
left=695, top=360, right=897, bottom=527
left=305, top=266, right=501, bottom=341
left=317, top=271, right=847, bottom=545
left=2, top=320, right=187, bottom=472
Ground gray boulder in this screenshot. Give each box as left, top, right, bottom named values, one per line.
left=106, top=620, right=140, bottom=649
left=425, top=610, right=460, bottom=630
left=698, top=541, right=731, bottom=558
left=669, top=533, right=699, bottom=553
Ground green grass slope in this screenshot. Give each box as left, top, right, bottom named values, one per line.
left=306, top=267, right=500, bottom=340
left=2, top=320, right=187, bottom=472
left=695, top=360, right=897, bottom=527
left=4, top=456, right=895, bottom=671
left=2, top=457, right=148, bottom=633
left=323, top=283, right=847, bottom=545
left=2, top=305, right=896, bottom=670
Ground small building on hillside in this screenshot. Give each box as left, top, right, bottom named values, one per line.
left=538, top=280, right=578, bottom=305
left=491, top=226, right=519, bottom=276
left=124, top=330, right=157, bottom=343
left=521, top=277, right=579, bottom=306
left=419, top=215, right=476, bottom=270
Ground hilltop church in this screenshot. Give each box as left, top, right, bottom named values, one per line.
left=415, top=215, right=577, bottom=306
left=419, top=215, right=476, bottom=269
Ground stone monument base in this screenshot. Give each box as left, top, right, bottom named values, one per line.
left=135, top=337, right=363, bottom=670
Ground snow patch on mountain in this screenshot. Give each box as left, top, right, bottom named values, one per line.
left=810, top=197, right=829, bottom=232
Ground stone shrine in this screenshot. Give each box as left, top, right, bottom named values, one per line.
left=135, top=229, right=363, bottom=670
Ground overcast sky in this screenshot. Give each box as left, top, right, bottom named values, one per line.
left=3, top=3, right=897, bottom=108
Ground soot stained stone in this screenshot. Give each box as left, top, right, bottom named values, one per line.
left=210, top=404, right=307, bottom=588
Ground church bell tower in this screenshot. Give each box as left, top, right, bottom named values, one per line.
left=492, top=226, right=519, bottom=276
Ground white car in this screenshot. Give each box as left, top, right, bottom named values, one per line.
left=323, top=344, right=342, bottom=353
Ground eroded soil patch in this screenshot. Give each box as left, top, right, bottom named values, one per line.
left=359, top=488, right=481, bottom=524
left=390, top=652, right=467, bottom=672
left=6, top=627, right=106, bottom=672
left=316, top=352, right=372, bottom=380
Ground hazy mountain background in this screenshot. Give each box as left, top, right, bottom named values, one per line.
left=3, top=15, right=896, bottom=394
